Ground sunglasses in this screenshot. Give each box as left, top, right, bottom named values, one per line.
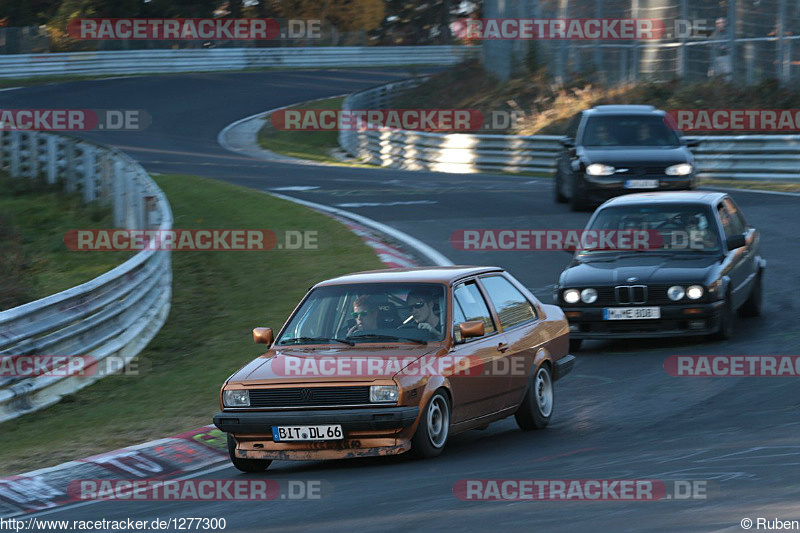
left=352, top=310, right=373, bottom=318
left=409, top=301, right=427, bottom=309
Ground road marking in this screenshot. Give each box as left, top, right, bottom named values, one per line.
left=269, top=193, right=453, bottom=266
left=271, top=186, right=320, bottom=191
left=335, top=200, right=437, bottom=208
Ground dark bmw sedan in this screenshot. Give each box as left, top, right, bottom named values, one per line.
left=555, top=105, right=698, bottom=211
left=555, top=192, right=765, bottom=350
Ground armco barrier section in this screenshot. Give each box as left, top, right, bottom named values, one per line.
left=0, top=130, right=172, bottom=423
left=0, top=46, right=478, bottom=78
left=339, top=80, right=800, bottom=181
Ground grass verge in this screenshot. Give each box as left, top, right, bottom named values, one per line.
left=0, top=173, right=131, bottom=310
left=0, top=174, right=385, bottom=476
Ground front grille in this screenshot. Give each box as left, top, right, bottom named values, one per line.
left=249, top=386, right=371, bottom=408
left=615, top=285, right=648, bottom=304
left=574, top=284, right=704, bottom=306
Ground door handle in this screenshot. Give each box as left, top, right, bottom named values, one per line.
left=497, top=342, right=509, bottom=353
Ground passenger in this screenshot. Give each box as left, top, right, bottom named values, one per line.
left=403, top=290, right=442, bottom=337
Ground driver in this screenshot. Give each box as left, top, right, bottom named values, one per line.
left=347, top=295, right=378, bottom=335
left=403, top=290, right=442, bottom=337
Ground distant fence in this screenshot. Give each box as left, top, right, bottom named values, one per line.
left=0, top=46, right=479, bottom=78
left=340, top=78, right=800, bottom=181
left=0, top=131, right=173, bottom=423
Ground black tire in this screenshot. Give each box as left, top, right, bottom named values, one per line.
left=411, top=390, right=451, bottom=458
left=739, top=272, right=763, bottom=317
left=554, top=170, right=567, bottom=203
left=569, top=338, right=583, bottom=352
left=713, top=295, right=735, bottom=340
left=227, top=434, right=272, bottom=473
left=515, top=364, right=554, bottom=431
left=569, top=175, right=586, bottom=212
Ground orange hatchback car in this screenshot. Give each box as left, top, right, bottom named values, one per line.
left=213, top=266, right=575, bottom=471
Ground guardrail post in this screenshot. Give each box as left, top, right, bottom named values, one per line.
left=82, top=144, right=97, bottom=203
left=8, top=131, right=20, bottom=177
left=45, top=134, right=58, bottom=184
left=29, top=132, right=40, bottom=179
left=64, top=138, right=77, bottom=192
left=112, top=160, right=126, bottom=228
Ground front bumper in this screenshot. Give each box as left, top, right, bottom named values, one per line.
left=583, top=174, right=695, bottom=202
left=554, top=354, right=576, bottom=380
left=563, top=300, right=724, bottom=339
left=213, top=406, right=420, bottom=434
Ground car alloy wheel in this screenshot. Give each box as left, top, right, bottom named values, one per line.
left=515, top=364, right=554, bottom=430
left=411, top=390, right=451, bottom=458
left=535, top=366, right=554, bottom=418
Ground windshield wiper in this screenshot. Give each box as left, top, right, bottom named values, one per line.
left=280, top=336, right=355, bottom=346
left=347, top=334, right=427, bottom=345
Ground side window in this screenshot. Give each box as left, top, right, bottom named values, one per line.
left=717, top=203, right=743, bottom=239
left=480, top=276, right=537, bottom=330
left=723, top=198, right=747, bottom=232
left=453, top=281, right=496, bottom=337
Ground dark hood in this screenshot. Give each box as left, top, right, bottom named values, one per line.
left=560, top=253, right=720, bottom=287
left=579, top=146, right=693, bottom=167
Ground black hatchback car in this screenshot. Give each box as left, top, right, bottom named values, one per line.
left=555, top=105, right=698, bottom=211
left=555, top=191, right=765, bottom=350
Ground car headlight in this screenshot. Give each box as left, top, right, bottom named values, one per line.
left=667, top=285, right=685, bottom=301
left=665, top=163, right=693, bottom=176
left=586, top=164, right=615, bottom=176
left=370, top=385, right=398, bottom=403
left=580, top=288, right=598, bottom=303
left=686, top=285, right=704, bottom=299
left=223, top=389, right=250, bottom=407
left=563, top=289, right=580, bottom=304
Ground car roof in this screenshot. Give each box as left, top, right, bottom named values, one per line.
left=313, top=266, right=504, bottom=288
left=585, top=105, right=662, bottom=116
left=599, top=191, right=728, bottom=208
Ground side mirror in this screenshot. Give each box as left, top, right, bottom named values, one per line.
left=559, top=137, right=575, bottom=148
left=684, top=138, right=700, bottom=148
left=252, top=327, right=274, bottom=345
left=726, top=234, right=746, bottom=250
left=457, top=320, right=485, bottom=339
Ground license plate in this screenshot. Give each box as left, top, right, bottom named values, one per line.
left=603, top=307, right=661, bottom=320
left=624, top=179, right=659, bottom=189
left=272, top=425, right=343, bottom=442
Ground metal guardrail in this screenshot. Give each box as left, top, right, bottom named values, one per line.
left=339, top=80, right=800, bottom=181
left=0, top=131, right=173, bottom=423
left=0, top=46, right=479, bottom=79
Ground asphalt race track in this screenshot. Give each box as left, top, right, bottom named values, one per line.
left=4, top=70, right=800, bottom=532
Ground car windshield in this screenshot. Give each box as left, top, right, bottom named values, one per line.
left=276, top=283, right=447, bottom=345
left=579, top=203, right=721, bottom=254
left=581, top=115, right=681, bottom=147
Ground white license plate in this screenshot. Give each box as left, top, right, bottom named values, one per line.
left=624, top=179, right=659, bottom=189
left=272, top=425, right=343, bottom=442
left=603, top=307, right=661, bottom=320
